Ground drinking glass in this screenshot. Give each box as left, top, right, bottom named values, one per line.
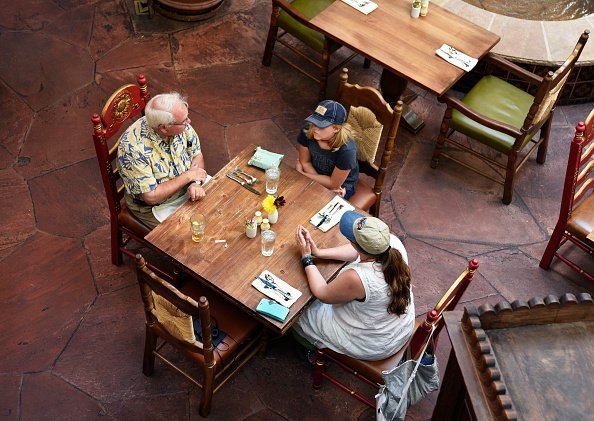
left=261, top=229, right=276, bottom=256
left=265, top=167, right=281, bottom=195
left=190, top=213, right=206, bottom=243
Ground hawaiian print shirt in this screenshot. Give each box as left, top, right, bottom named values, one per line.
left=117, top=116, right=201, bottom=200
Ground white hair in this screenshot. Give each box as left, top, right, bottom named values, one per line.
left=144, top=92, right=188, bottom=129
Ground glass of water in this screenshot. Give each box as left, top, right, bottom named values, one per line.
left=261, top=229, right=276, bottom=256
left=265, top=167, right=281, bottom=195
left=190, top=213, right=206, bottom=243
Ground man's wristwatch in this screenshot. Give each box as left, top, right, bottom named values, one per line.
left=194, top=180, right=203, bottom=186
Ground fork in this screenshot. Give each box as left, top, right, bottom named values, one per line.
left=232, top=169, right=256, bottom=185
left=234, top=168, right=257, bottom=184
left=445, top=46, right=472, bottom=67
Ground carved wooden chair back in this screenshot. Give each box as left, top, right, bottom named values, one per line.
left=312, top=259, right=479, bottom=408
left=91, top=75, right=151, bottom=267
left=135, top=254, right=263, bottom=416
left=540, top=108, right=594, bottom=282
left=337, top=67, right=403, bottom=217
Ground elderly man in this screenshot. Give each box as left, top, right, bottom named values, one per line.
left=117, top=92, right=207, bottom=229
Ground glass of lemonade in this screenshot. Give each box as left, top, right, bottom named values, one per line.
left=265, top=167, right=281, bottom=195
left=261, top=229, right=276, bottom=256
left=190, top=213, right=206, bottom=243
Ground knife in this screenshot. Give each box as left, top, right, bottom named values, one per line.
left=227, top=173, right=261, bottom=195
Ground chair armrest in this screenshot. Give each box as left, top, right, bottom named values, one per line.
left=485, top=53, right=543, bottom=85
left=439, top=93, right=522, bottom=138
left=274, top=0, right=314, bottom=25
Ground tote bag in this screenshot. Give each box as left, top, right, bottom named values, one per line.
left=375, top=328, right=440, bottom=421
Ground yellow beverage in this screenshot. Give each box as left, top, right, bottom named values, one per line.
left=192, top=231, right=204, bottom=243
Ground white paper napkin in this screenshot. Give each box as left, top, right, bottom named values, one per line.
left=435, top=44, right=478, bottom=72
left=309, top=195, right=355, bottom=233
left=340, top=0, right=378, bottom=15
left=251, top=270, right=302, bottom=308
left=152, top=174, right=212, bottom=222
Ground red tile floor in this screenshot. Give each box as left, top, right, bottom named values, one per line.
left=1, top=1, right=593, bottom=420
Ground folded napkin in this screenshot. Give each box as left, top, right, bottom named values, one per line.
left=341, top=0, right=378, bottom=15
left=435, top=44, right=478, bottom=72
left=248, top=146, right=284, bottom=170
left=152, top=175, right=212, bottom=222
left=310, top=195, right=355, bottom=233
left=251, top=270, right=302, bottom=308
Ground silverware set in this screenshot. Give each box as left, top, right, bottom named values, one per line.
left=440, top=46, right=472, bottom=68
left=227, top=169, right=261, bottom=195
left=316, top=202, right=344, bottom=228
left=258, top=274, right=292, bottom=301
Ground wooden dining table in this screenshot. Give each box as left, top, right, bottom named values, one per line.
left=310, top=0, right=501, bottom=97
left=144, top=145, right=351, bottom=334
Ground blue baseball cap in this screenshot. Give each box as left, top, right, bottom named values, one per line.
left=304, top=100, right=347, bottom=128
left=339, top=211, right=391, bottom=255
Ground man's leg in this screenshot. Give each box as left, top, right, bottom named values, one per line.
left=125, top=194, right=160, bottom=229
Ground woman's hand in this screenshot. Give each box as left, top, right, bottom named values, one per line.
left=295, top=159, right=304, bottom=174
left=295, top=225, right=312, bottom=256
left=300, top=226, right=320, bottom=257
left=332, top=186, right=346, bottom=197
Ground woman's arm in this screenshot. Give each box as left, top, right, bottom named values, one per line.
left=297, top=144, right=350, bottom=190
left=304, top=266, right=365, bottom=304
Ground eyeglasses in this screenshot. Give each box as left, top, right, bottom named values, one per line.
left=168, top=116, right=190, bottom=128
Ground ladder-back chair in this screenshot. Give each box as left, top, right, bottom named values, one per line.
left=431, top=30, right=589, bottom=204
left=91, top=75, right=153, bottom=267
left=337, top=68, right=403, bottom=217
left=136, top=255, right=263, bottom=416
left=313, top=259, right=479, bottom=408
left=540, top=108, right=594, bottom=282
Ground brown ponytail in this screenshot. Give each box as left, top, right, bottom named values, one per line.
left=376, top=248, right=411, bottom=315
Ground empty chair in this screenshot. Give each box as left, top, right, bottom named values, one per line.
left=431, top=30, right=589, bottom=204
left=540, top=108, right=594, bottom=282
left=91, top=75, right=153, bottom=266
left=135, top=254, right=263, bottom=416
left=313, top=259, right=479, bottom=408
left=262, top=0, right=365, bottom=100
left=337, top=68, right=403, bottom=217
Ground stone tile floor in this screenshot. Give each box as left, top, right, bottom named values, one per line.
left=1, top=1, right=593, bottom=420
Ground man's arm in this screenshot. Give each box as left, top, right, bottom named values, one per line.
left=141, top=166, right=205, bottom=204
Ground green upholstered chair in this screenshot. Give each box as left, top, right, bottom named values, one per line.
left=262, top=0, right=366, bottom=100
left=431, top=30, right=589, bottom=204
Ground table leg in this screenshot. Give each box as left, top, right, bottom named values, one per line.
left=432, top=350, right=466, bottom=421
left=380, top=69, right=425, bottom=134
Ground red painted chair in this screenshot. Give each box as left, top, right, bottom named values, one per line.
left=312, top=259, right=479, bottom=408
left=91, top=75, right=153, bottom=267
left=540, top=108, right=594, bottom=282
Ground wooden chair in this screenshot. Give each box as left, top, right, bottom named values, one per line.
left=313, top=259, right=479, bottom=408
left=136, top=255, right=264, bottom=417
left=262, top=0, right=367, bottom=100
left=337, top=68, right=403, bottom=217
left=431, top=30, right=589, bottom=204
left=91, top=75, right=153, bottom=267
left=540, top=108, right=594, bottom=282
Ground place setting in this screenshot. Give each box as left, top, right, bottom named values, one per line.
left=310, top=195, right=355, bottom=232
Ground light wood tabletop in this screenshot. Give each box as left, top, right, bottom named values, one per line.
left=145, top=145, right=349, bottom=334
left=310, top=0, right=500, bottom=96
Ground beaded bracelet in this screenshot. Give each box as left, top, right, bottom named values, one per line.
left=301, top=254, right=315, bottom=267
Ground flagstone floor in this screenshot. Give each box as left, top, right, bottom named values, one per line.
left=0, top=1, right=593, bottom=420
